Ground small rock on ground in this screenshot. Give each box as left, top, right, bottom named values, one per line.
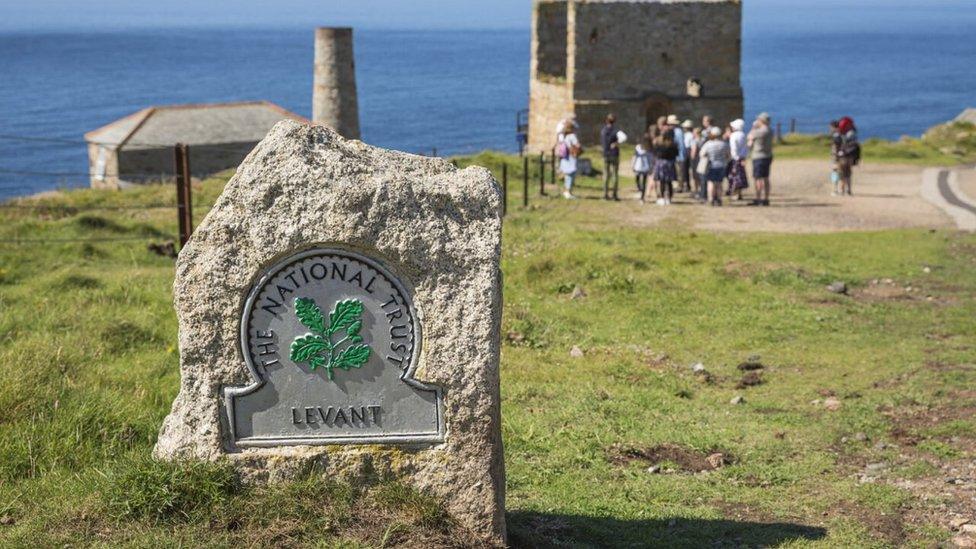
left=952, top=535, right=976, bottom=548
left=949, top=517, right=970, bottom=530
left=730, top=395, right=745, bottom=405
left=571, top=285, right=587, bottom=300
left=570, top=345, right=584, bottom=358
left=823, top=397, right=842, bottom=411
left=826, top=281, right=848, bottom=294
left=706, top=453, right=726, bottom=469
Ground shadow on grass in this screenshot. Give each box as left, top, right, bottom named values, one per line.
left=508, top=511, right=827, bottom=548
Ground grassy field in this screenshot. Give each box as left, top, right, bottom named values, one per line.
left=773, top=121, right=976, bottom=165
left=1, top=153, right=975, bottom=547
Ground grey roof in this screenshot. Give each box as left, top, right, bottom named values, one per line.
left=85, top=101, right=308, bottom=150
left=956, top=108, right=976, bottom=125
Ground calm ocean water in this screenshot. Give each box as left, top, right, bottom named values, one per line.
left=1, top=4, right=975, bottom=198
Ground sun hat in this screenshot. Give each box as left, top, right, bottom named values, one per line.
left=666, top=114, right=680, bottom=125
left=757, top=112, right=771, bottom=123
left=730, top=119, right=744, bottom=131
left=709, top=126, right=722, bottom=137
left=681, top=119, right=693, bottom=129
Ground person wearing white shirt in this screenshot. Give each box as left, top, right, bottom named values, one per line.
left=557, top=130, right=581, bottom=199
left=728, top=119, right=749, bottom=200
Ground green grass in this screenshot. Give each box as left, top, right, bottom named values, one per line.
left=774, top=121, right=976, bottom=165
left=1, top=152, right=975, bottom=547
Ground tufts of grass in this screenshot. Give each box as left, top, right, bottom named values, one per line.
left=103, top=458, right=239, bottom=523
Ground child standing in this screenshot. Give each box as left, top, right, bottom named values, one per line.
left=633, top=139, right=652, bottom=202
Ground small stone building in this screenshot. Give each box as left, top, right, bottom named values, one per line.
left=84, top=101, right=307, bottom=189
left=528, top=0, right=743, bottom=151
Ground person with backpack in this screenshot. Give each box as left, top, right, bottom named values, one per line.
left=836, top=116, right=860, bottom=196
left=557, top=126, right=581, bottom=199
left=632, top=138, right=652, bottom=202
left=600, top=114, right=620, bottom=201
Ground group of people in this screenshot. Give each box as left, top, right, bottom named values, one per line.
left=556, top=112, right=776, bottom=206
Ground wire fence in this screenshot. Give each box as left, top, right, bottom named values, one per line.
left=0, top=140, right=198, bottom=249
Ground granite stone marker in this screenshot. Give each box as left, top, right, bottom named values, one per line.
left=154, top=120, right=505, bottom=544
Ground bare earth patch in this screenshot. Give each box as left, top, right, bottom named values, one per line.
left=606, top=443, right=730, bottom=473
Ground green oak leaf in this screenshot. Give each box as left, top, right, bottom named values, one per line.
left=328, top=299, right=363, bottom=335
left=290, top=334, right=328, bottom=363
left=294, top=297, right=326, bottom=335
left=289, top=297, right=371, bottom=381
left=333, top=344, right=371, bottom=371
left=308, top=355, right=326, bottom=372
left=347, top=319, right=362, bottom=337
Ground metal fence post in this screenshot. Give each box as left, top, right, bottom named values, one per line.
left=174, top=143, right=193, bottom=248
left=550, top=148, right=556, bottom=185
left=776, top=122, right=783, bottom=143
left=501, top=163, right=508, bottom=217
left=539, top=152, right=546, bottom=196
left=790, top=118, right=797, bottom=134
left=522, top=156, right=529, bottom=208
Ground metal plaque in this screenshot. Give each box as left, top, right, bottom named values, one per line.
left=225, top=248, right=443, bottom=447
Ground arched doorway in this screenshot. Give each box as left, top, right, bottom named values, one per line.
left=642, top=93, right=672, bottom=134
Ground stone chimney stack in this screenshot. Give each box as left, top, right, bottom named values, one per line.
left=313, top=27, right=360, bottom=140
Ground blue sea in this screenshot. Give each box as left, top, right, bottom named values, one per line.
left=1, top=2, right=975, bottom=199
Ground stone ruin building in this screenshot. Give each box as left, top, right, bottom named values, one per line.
left=528, top=0, right=743, bottom=151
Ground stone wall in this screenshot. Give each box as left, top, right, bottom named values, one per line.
left=528, top=79, right=573, bottom=153
left=534, top=0, right=568, bottom=79
left=94, top=142, right=257, bottom=187
left=528, top=0, right=744, bottom=150
left=572, top=1, right=741, bottom=100
left=87, top=143, right=120, bottom=190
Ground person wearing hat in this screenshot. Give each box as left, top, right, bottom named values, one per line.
left=727, top=119, right=749, bottom=200
left=600, top=114, right=621, bottom=200
left=748, top=112, right=774, bottom=206
left=667, top=115, right=689, bottom=193
left=699, top=126, right=731, bottom=206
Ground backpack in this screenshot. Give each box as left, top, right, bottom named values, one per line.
left=841, top=131, right=861, bottom=165
left=556, top=141, right=570, bottom=159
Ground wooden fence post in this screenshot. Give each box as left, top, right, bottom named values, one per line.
left=790, top=118, right=797, bottom=134
left=522, top=156, right=529, bottom=207
left=174, top=143, right=193, bottom=248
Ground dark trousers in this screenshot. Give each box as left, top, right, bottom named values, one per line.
left=676, top=160, right=689, bottom=191
left=635, top=172, right=648, bottom=194
left=603, top=157, right=619, bottom=198
left=659, top=179, right=673, bottom=200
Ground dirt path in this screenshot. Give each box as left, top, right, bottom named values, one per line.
left=612, top=159, right=957, bottom=233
